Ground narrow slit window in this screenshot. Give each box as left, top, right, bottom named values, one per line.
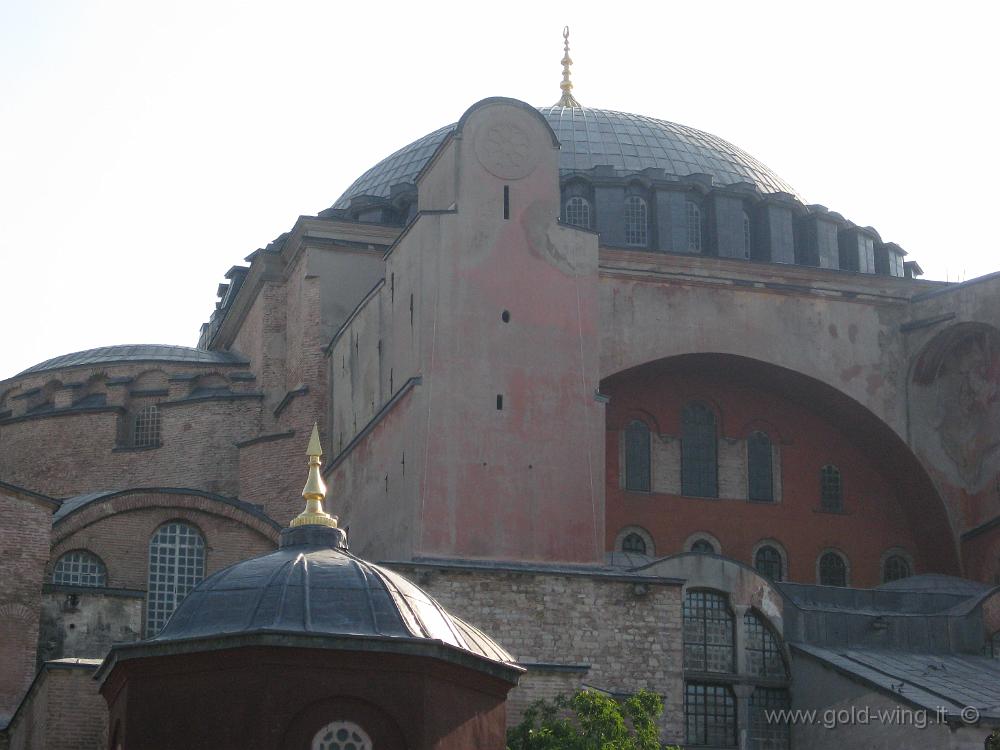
left=503, top=186, right=510, bottom=219
left=687, top=201, right=702, bottom=252
left=496, top=394, right=503, bottom=410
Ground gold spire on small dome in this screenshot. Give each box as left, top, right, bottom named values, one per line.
left=555, top=26, right=581, bottom=108
left=290, top=423, right=338, bottom=528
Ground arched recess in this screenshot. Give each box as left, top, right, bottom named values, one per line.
left=601, top=353, right=961, bottom=578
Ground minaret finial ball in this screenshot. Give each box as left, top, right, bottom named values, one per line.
left=290, top=423, right=338, bottom=528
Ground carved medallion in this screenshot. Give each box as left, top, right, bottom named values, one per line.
left=475, top=120, right=538, bottom=180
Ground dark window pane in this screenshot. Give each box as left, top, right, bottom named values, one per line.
left=748, top=431, right=774, bottom=502
left=819, top=552, right=847, bottom=587
left=624, top=196, right=647, bottom=247
left=744, top=612, right=787, bottom=679
left=682, top=402, right=717, bottom=497
left=622, top=532, right=647, bottom=555
left=820, top=465, right=843, bottom=512
left=624, top=420, right=651, bottom=492
left=685, top=682, right=736, bottom=747
left=750, top=687, right=791, bottom=749
left=882, top=555, right=911, bottom=583
left=754, top=546, right=783, bottom=581
left=691, top=540, right=715, bottom=554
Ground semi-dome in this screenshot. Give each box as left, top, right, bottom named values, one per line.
left=153, top=525, right=514, bottom=665
left=334, top=105, right=798, bottom=209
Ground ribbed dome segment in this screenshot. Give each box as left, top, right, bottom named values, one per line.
left=153, top=526, right=515, bottom=664
left=333, top=106, right=797, bottom=209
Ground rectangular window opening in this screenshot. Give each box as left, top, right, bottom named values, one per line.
left=503, top=186, right=510, bottom=220
left=496, top=394, right=503, bottom=410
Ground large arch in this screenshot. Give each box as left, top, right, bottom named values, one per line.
left=601, top=353, right=960, bottom=581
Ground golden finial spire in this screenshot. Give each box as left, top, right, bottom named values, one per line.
left=555, top=26, right=581, bottom=108
left=290, top=423, right=338, bottom=528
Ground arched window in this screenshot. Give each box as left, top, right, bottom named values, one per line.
left=685, top=682, right=736, bottom=748
left=691, top=539, right=716, bottom=554
left=133, top=405, right=161, bottom=448
left=747, top=431, right=773, bottom=502
left=818, top=551, right=848, bottom=587
left=146, top=521, right=205, bottom=636
left=52, top=550, right=107, bottom=587
left=565, top=196, right=592, bottom=229
left=624, top=420, right=651, bottom=492
left=683, top=590, right=734, bottom=673
left=743, top=211, right=752, bottom=258
left=621, top=532, right=647, bottom=555
left=686, top=201, right=702, bottom=252
left=312, top=721, right=372, bottom=750
left=624, top=196, right=647, bottom=247
left=754, top=545, right=784, bottom=581
left=882, top=554, right=911, bottom=583
left=744, top=611, right=787, bottom=679
left=820, top=464, right=843, bottom=512
left=682, top=402, right=717, bottom=498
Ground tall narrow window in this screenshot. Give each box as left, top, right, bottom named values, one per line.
left=52, top=550, right=107, bottom=587
left=743, top=211, right=752, bottom=258
left=146, top=522, right=205, bottom=636
left=991, top=632, right=1000, bottom=660
left=624, top=420, right=651, bottom=492
left=686, top=201, right=702, bottom=252
left=820, top=464, right=843, bottom=512
left=132, top=405, right=161, bottom=448
left=747, top=431, right=773, bottom=502
left=682, top=402, right=717, bottom=498
left=503, top=185, right=510, bottom=219
left=624, top=196, right=647, bottom=247
left=565, top=196, right=592, bottom=229
left=685, top=683, right=737, bottom=748
left=818, top=551, right=848, bottom=587
left=683, top=590, right=735, bottom=673
left=882, top=554, right=911, bottom=583
left=754, top=545, right=784, bottom=581
left=744, top=612, right=787, bottom=679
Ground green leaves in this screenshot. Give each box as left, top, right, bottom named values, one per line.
left=506, top=689, right=681, bottom=750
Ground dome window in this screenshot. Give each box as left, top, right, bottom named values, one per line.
left=624, top=196, right=648, bottom=247
left=132, top=405, right=161, bottom=449
left=882, top=554, right=912, bottom=583
left=743, top=211, right=752, bottom=259
left=312, top=722, right=372, bottom=750
left=686, top=201, right=702, bottom=252
left=565, top=196, right=592, bottom=229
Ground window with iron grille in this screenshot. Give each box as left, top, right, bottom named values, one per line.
left=624, top=420, right=651, bottom=492
left=691, top=539, right=715, bottom=554
left=882, top=554, right=911, bottom=583
left=622, top=532, right=647, bottom=555
left=565, top=196, right=592, bottom=229
left=683, top=590, right=735, bottom=673
left=820, top=465, right=842, bottom=511
left=682, top=402, right=718, bottom=497
left=743, top=212, right=752, bottom=258
left=624, top=196, right=647, bottom=247
left=146, top=522, right=205, bottom=636
left=747, top=431, right=773, bottom=502
left=819, top=551, right=848, bottom=587
left=132, top=405, right=161, bottom=448
left=52, top=550, right=107, bottom=587
left=686, top=201, right=702, bottom=252
left=749, top=687, right=791, bottom=750
left=744, top=612, right=787, bottom=679
left=685, top=682, right=736, bottom=748
left=754, top=545, right=783, bottom=581
left=991, top=632, right=1000, bottom=659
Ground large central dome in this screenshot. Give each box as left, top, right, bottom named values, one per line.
left=334, top=105, right=798, bottom=209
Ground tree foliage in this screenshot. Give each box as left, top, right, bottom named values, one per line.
left=506, top=689, right=681, bottom=750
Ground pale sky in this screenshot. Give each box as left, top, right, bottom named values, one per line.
left=1, top=1, right=997, bottom=377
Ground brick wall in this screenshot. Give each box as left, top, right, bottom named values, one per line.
left=386, top=563, right=686, bottom=744
left=5, top=660, right=106, bottom=750
left=0, top=489, right=52, bottom=721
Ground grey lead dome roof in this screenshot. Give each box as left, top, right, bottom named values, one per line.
left=154, top=525, right=515, bottom=665
left=18, top=344, right=247, bottom=376
left=334, top=105, right=798, bottom=208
